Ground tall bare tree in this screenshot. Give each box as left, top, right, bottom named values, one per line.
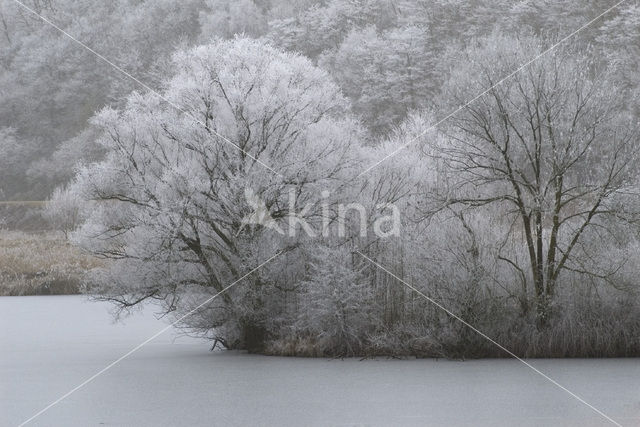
left=432, top=35, right=640, bottom=321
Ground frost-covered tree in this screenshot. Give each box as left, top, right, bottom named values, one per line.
left=430, top=34, right=640, bottom=321
left=198, top=0, right=268, bottom=40
left=597, top=4, right=640, bottom=103
left=320, top=25, right=435, bottom=134
left=71, top=38, right=362, bottom=350
left=267, top=0, right=396, bottom=59
left=291, top=245, right=381, bottom=356
left=42, top=185, right=84, bottom=238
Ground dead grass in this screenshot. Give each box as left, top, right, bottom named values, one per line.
left=0, top=231, right=103, bottom=296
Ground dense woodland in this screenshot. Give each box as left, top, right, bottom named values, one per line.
left=3, top=0, right=640, bottom=357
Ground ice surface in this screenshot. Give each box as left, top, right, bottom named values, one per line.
left=1, top=296, right=639, bottom=426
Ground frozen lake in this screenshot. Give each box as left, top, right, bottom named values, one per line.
left=1, top=296, right=639, bottom=426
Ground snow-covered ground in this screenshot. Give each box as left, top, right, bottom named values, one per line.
left=1, top=296, right=639, bottom=427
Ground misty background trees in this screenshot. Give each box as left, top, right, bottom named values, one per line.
left=3, top=0, right=640, bottom=357
left=3, top=0, right=638, bottom=201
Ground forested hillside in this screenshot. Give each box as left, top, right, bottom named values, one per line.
left=2, top=0, right=637, bottom=199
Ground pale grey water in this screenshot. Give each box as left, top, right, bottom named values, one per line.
left=1, top=296, right=639, bottom=426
